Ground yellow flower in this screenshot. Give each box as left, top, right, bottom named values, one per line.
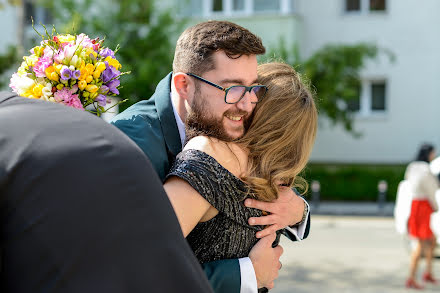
left=78, top=80, right=87, bottom=91
left=93, top=70, right=101, bottom=79
left=32, top=46, right=43, bottom=57
left=54, top=64, right=63, bottom=74
left=85, top=84, right=98, bottom=93
left=24, top=55, right=39, bottom=66
left=50, top=72, right=59, bottom=82
left=58, top=34, right=75, bottom=43
left=95, top=61, right=106, bottom=72
left=90, top=92, right=98, bottom=99
left=21, top=90, right=32, bottom=98
left=86, top=48, right=97, bottom=59
left=56, top=84, right=64, bottom=90
left=78, top=68, right=88, bottom=80
left=17, top=62, right=29, bottom=75
left=104, top=56, right=121, bottom=70
left=32, top=83, right=45, bottom=98
left=85, top=63, right=95, bottom=74
left=85, top=75, right=93, bottom=83
left=45, top=66, right=55, bottom=77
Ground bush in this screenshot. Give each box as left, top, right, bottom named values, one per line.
left=303, top=163, right=406, bottom=202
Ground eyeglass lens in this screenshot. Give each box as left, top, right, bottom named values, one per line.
left=226, top=86, right=266, bottom=103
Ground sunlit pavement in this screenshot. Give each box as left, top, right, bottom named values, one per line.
left=272, top=216, right=440, bottom=293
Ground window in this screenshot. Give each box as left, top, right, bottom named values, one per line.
left=254, top=0, right=280, bottom=12
left=186, top=0, right=294, bottom=17
left=179, top=0, right=203, bottom=17
left=233, top=0, right=245, bottom=11
left=345, top=0, right=386, bottom=13
left=369, top=0, right=386, bottom=11
left=213, top=0, right=223, bottom=12
left=24, top=0, right=52, bottom=25
left=345, top=0, right=360, bottom=12
left=348, top=80, right=387, bottom=115
left=371, top=82, right=386, bottom=110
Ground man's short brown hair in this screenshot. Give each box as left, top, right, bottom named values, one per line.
left=173, top=20, right=265, bottom=75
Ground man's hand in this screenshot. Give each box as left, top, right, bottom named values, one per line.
left=245, top=187, right=305, bottom=238
left=249, top=233, right=283, bottom=289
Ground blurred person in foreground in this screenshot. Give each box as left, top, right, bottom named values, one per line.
left=164, top=62, right=317, bottom=292
left=0, top=91, right=213, bottom=293
left=403, top=143, right=439, bottom=289
left=112, top=20, right=311, bottom=293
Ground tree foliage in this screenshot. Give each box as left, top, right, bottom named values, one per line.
left=37, top=0, right=184, bottom=111
left=263, top=41, right=389, bottom=135
left=0, top=46, right=19, bottom=88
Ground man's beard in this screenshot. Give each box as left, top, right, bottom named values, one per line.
left=185, top=88, right=250, bottom=143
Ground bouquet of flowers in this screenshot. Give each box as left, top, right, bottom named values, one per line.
left=9, top=26, right=128, bottom=116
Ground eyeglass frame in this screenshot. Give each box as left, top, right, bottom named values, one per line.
left=186, top=73, right=268, bottom=104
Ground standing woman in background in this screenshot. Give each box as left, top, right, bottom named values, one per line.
left=405, top=143, right=439, bottom=289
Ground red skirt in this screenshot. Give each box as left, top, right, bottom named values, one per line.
left=408, top=199, right=434, bottom=240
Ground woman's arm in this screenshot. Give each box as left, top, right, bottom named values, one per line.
left=163, top=176, right=216, bottom=237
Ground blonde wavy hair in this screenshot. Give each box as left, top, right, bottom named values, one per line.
left=237, top=62, right=318, bottom=202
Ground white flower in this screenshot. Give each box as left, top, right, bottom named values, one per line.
left=9, top=73, right=34, bottom=96
left=70, top=55, right=79, bottom=68
left=41, top=83, right=53, bottom=101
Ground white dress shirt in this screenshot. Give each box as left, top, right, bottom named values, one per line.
left=170, top=94, right=309, bottom=292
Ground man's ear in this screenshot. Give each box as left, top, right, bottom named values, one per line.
left=173, top=73, right=194, bottom=103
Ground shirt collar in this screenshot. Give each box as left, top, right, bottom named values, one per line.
left=170, top=93, right=185, bottom=148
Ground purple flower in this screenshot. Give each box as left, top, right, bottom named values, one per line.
left=99, top=48, right=115, bottom=59
left=60, top=67, right=72, bottom=80
left=100, top=85, right=109, bottom=94
left=106, top=79, right=120, bottom=95
left=96, top=94, right=107, bottom=107
left=101, top=62, right=120, bottom=83
left=72, top=70, right=81, bottom=79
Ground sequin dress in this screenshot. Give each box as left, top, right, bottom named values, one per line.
left=166, top=149, right=265, bottom=264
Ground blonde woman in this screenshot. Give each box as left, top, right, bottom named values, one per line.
left=164, top=63, right=317, bottom=290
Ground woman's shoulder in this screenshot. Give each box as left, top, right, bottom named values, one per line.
left=405, top=161, right=432, bottom=180
left=183, top=136, right=247, bottom=178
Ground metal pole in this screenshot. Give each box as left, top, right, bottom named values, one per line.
left=377, top=180, right=388, bottom=214
left=311, top=180, right=320, bottom=210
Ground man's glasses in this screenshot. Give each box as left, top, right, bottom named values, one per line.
left=187, top=73, right=268, bottom=104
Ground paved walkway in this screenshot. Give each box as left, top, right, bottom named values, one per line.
left=272, top=216, right=439, bottom=293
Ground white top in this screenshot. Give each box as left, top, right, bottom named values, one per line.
left=404, top=161, right=439, bottom=211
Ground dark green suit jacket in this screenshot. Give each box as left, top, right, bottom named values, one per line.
left=111, top=73, right=310, bottom=292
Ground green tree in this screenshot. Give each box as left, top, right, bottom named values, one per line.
left=263, top=41, right=393, bottom=134
left=38, top=0, right=184, bottom=111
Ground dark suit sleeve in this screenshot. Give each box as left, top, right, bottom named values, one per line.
left=111, top=105, right=170, bottom=181
left=202, top=260, right=241, bottom=293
